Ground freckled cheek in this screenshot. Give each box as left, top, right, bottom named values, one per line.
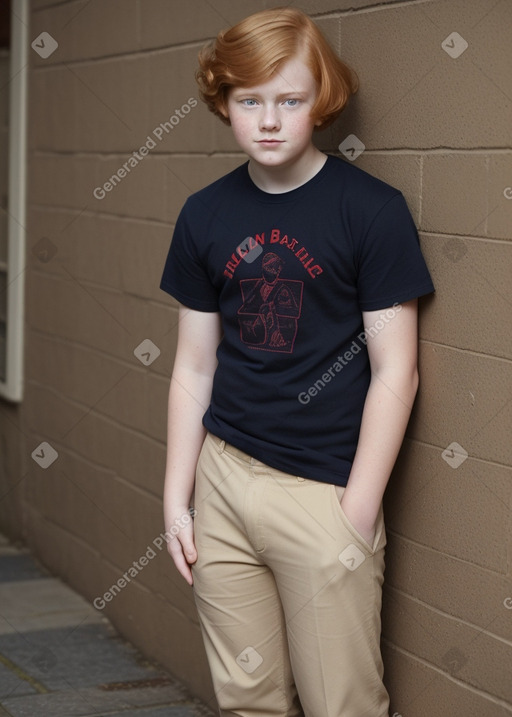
left=286, top=115, right=315, bottom=139
left=230, top=116, right=254, bottom=144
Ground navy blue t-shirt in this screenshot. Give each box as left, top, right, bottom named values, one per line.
left=160, top=155, right=434, bottom=486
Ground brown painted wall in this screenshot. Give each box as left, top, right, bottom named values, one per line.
left=1, top=0, right=511, bottom=714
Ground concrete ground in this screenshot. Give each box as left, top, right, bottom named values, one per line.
left=0, top=534, right=216, bottom=717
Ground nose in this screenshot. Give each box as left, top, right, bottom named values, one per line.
left=259, top=104, right=280, bottom=131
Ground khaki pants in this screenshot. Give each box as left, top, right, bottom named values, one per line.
left=191, top=432, right=389, bottom=717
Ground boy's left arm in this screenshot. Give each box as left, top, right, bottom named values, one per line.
left=340, top=299, right=419, bottom=545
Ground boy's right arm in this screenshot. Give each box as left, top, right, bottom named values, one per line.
left=163, top=304, right=222, bottom=585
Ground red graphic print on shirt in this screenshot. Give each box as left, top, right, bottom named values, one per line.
left=237, top=252, right=303, bottom=353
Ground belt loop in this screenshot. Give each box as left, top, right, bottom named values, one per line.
left=217, top=439, right=226, bottom=454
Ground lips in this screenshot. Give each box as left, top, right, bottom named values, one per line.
left=257, top=139, right=283, bottom=144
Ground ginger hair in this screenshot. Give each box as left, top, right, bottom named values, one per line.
left=196, top=7, right=358, bottom=130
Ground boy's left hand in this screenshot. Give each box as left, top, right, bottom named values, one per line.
left=335, top=485, right=377, bottom=548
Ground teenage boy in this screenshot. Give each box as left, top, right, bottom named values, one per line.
left=160, top=7, right=434, bottom=717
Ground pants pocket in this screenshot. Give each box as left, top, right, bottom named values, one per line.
left=330, top=485, right=386, bottom=554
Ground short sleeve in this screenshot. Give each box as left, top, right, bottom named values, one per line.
left=159, top=201, right=219, bottom=312
left=356, top=193, right=434, bottom=311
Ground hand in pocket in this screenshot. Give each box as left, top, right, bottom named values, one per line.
left=334, top=485, right=376, bottom=548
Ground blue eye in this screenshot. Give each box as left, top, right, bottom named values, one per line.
left=241, top=99, right=257, bottom=106
left=284, top=99, right=299, bottom=106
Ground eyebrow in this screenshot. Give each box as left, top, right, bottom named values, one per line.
left=231, top=90, right=309, bottom=99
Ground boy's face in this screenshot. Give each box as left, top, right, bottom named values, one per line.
left=224, top=54, right=320, bottom=172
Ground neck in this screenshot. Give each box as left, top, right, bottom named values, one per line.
left=248, top=146, right=327, bottom=194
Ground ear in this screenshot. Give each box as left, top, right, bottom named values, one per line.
left=218, top=100, right=230, bottom=120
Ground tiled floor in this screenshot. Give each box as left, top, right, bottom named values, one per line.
left=0, top=534, right=215, bottom=717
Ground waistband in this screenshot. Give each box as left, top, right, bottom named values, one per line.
left=206, top=432, right=267, bottom=467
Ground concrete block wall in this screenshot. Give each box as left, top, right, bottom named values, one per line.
left=0, top=0, right=510, bottom=713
